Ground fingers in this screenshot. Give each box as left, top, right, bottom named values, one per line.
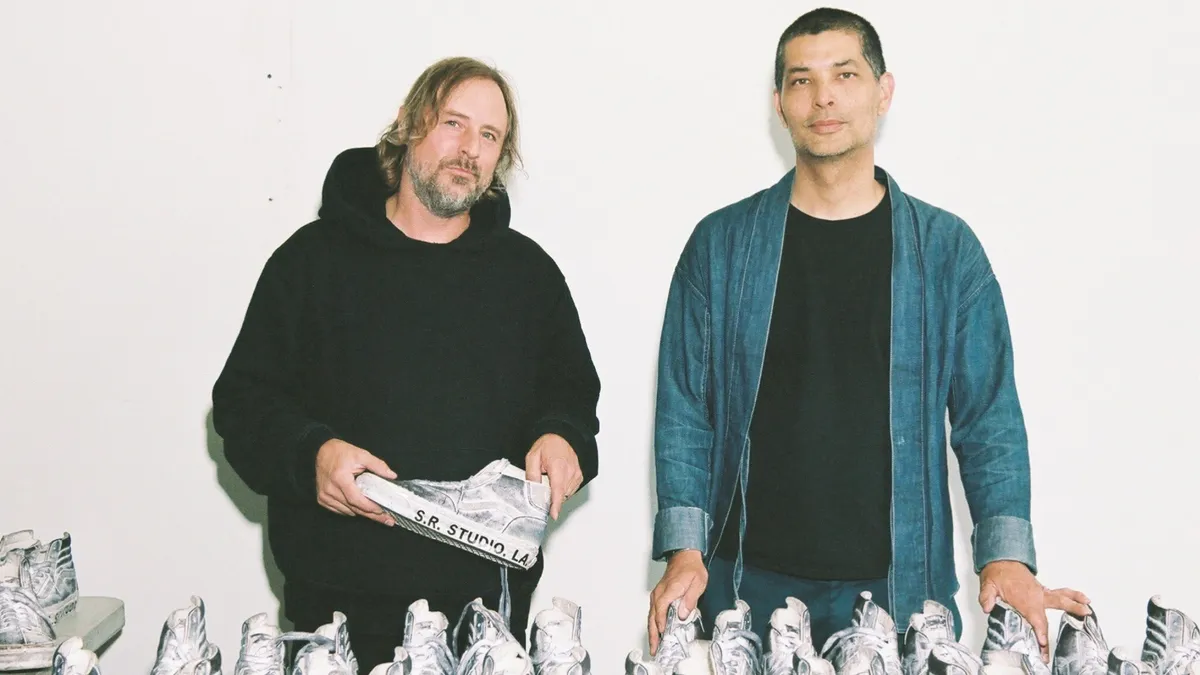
left=318, top=493, right=355, bottom=517
left=547, top=460, right=570, bottom=520
left=359, top=451, right=396, bottom=480
left=341, top=482, right=394, bottom=526
left=1025, top=605, right=1050, bottom=662
left=978, top=580, right=1000, bottom=613
left=1046, top=588, right=1092, bottom=615
left=525, top=447, right=544, bottom=483
left=647, top=606, right=660, bottom=656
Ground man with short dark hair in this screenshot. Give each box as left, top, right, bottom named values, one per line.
left=647, top=7, right=1087, bottom=660
left=212, top=56, right=601, bottom=667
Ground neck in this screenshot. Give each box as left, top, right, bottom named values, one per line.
left=386, top=177, right=471, bottom=244
left=790, top=148, right=884, bottom=220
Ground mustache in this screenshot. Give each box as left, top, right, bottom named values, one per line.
left=440, top=157, right=479, bottom=177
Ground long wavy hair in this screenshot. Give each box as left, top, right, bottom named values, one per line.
left=375, top=57, right=522, bottom=198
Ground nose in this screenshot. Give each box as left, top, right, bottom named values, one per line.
left=813, top=79, right=836, bottom=109
left=458, top=130, right=481, bottom=159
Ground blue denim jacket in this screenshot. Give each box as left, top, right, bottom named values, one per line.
left=652, top=166, right=1038, bottom=632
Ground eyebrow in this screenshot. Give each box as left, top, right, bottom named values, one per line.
left=786, top=59, right=859, bottom=74
left=443, top=108, right=505, bottom=136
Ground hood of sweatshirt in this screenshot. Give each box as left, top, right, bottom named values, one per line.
left=316, top=146, right=512, bottom=250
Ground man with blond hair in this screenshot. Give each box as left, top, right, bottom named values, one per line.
left=212, top=57, right=601, bottom=661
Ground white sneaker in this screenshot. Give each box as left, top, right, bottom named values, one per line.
left=625, top=650, right=666, bottom=675
left=455, top=598, right=528, bottom=675
left=766, top=597, right=814, bottom=675
left=356, top=459, right=551, bottom=569
left=22, top=533, right=79, bottom=622
left=1052, top=609, right=1108, bottom=675
left=794, top=652, right=835, bottom=675
left=928, top=642, right=982, bottom=675
left=672, top=640, right=713, bottom=675
left=820, top=591, right=902, bottom=675
left=294, top=612, right=359, bottom=675
left=903, top=600, right=956, bottom=675
left=1142, top=596, right=1200, bottom=675
left=710, top=600, right=763, bottom=675
left=980, top=601, right=1049, bottom=675
left=151, top=596, right=223, bottom=675
left=0, top=530, right=38, bottom=561
left=53, top=636, right=102, bottom=675
left=234, top=613, right=286, bottom=675
left=0, top=581, right=55, bottom=645
left=403, top=600, right=457, bottom=675
left=1109, top=648, right=1155, bottom=675
left=654, top=599, right=703, bottom=674
left=530, top=597, right=590, bottom=675
left=369, top=648, right=414, bottom=675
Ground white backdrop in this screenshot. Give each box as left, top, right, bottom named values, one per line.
left=2, top=1, right=1197, bottom=674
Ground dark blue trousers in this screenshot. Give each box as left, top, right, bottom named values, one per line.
left=698, top=555, right=895, bottom=652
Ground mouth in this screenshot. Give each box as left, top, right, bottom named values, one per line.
left=808, top=120, right=845, bottom=133
left=445, top=165, right=476, bottom=178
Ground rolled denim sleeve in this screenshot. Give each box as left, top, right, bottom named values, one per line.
left=652, top=247, right=716, bottom=561
left=948, top=240, right=1038, bottom=575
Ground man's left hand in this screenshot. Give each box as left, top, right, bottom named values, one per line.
left=979, top=560, right=1092, bottom=663
left=525, top=433, right=583, bottom=520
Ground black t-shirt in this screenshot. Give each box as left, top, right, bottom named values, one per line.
left=715, top=185, right=894, bottom=580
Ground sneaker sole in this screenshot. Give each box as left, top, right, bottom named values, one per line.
left=356, top=474, right=541, bottom=570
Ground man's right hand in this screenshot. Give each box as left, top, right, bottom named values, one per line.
left=647, top=549, right=708, bottom=656
left=315, top=438, right=397, bottom=527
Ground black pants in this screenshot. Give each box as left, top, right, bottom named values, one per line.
left=286, top=579, right=537, bottom=671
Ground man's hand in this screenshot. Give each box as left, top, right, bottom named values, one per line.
left=315, top=438, right=397, bottom=527
left=648, top=549, right=708, bottom=657
left=525, top=433, right=582, bottom=520
left=979, top=560, right=1092, bottom=662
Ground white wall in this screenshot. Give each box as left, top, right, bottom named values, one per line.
left=2, top=1, right=1196, bottom=673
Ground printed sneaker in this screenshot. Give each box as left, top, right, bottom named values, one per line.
left=671, top=640, right=713, bottom=675
left=903, top=600, right=956, bottom=675
left=1109, top=648, right=1155, bottom=675
left=1141, top=596, right=1200, bottom=675
left=151, top=596, right=223, bottom=675
left=369, top=648, right=414, bottom=675
left=0, top=530, right=38, bottom=561
left=794, top=652, right=836, bottom=675
left=356, top=459, right=551, bottom=570
left=928, top=642, right=982, bottom=675
left=403, top=600, right=457, bottom=675
left=980, top=601, right=1049, bottom=675
left=710, top=600, right=764, bottom=675
left=480, top=641, right=534, bottom=675
left=234, top=613, right=286, bottom=675
left=0, top=581, right=55, bottom=645
left=654, top=599, right=703, bottom=674
left=624, top=650, right=665, bottom=675
left=294, top=612, right=358, bottom=675
left=52, top=636, right=102, bottom=675
left=530, top=597, right=590, bottom=675
left=766, top=597, right=814, bottom=675
left=455, top=598, right=529, bottom=675
left=20, top=533, right=79, bottom=622
left=1052, top=608, right=1108, bottom=675
left=820, top=591, right=902, bottom=675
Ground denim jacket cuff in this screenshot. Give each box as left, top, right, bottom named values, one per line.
left=971, top=515, right=1037, bottom=575
left=652, top=506, right=712, bottom=561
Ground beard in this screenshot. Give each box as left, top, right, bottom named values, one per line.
left=407, top=155, right=489, bottom=218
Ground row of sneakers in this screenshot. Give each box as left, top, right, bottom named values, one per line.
left=0, top=528, right=81, bottom=646
left=625, top=592, right=1200, bottom=675
left=147, top=593, right=592, bottom=675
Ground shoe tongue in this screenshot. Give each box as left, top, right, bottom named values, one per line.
left=853, top=592, right=895, bottom=634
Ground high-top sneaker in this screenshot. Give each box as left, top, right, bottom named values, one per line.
left=151, top=596, right=223, bottom=675
left=20, top=533, right=79, bottom=622
left=403, top=600, right=457, bottom=675
left=0, top=530, right=38, bottom=560
left=234, top=613, right=286, bottom=675
left=52, top=636, right=102, bottom=675
left=369, top=648, right=414, bottom=675
left=0, top=581, right=55, bottom=645
left=765, top=597, right=814, bottom=675
left=980, top=601, right=1049, bottom=675
left=903, top=600, right=956, bottom=675
left=1142, top=597, right=1200, bottom=675
left=480, top=641, right=534, bottom=675
left=1109, top=648, right=1156, bottom=675
left=654, top=599, right=704, bottom=674
left=356, top=459, right=551, bottom=570
left=530, top=597, right=590, bottom=675
left=294, top=612, right=359, bottom=675
left=1052, top=609, right=1108, bottom=675
left=709, top=600, right=763, bottom=675
left=455, top=598, right=528, bottom=675
left=927, top=642, right=981, bottom=675
left=625, top=650, right=666, bottom=675
left=793, top=652, right=836, bottom=675
left=820, top=591, right=902, bottom=675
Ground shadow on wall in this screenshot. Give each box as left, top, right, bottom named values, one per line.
left=203, top=408, right=292, bottom=632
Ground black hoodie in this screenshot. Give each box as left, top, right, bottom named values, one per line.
left=211, top=147, right=601, bottom=629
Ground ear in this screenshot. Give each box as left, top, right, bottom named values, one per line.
left=773, top=89, right=787, bottom=126
left=876, top=72, right=896, bottom=116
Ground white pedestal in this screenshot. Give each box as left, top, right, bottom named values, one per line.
left=0, top=597, right=125, bottom=673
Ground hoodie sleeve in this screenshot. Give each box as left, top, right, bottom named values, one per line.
left=527, top=274, right=602, bottom=487
left=211, top=243, right=335, bottom=501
